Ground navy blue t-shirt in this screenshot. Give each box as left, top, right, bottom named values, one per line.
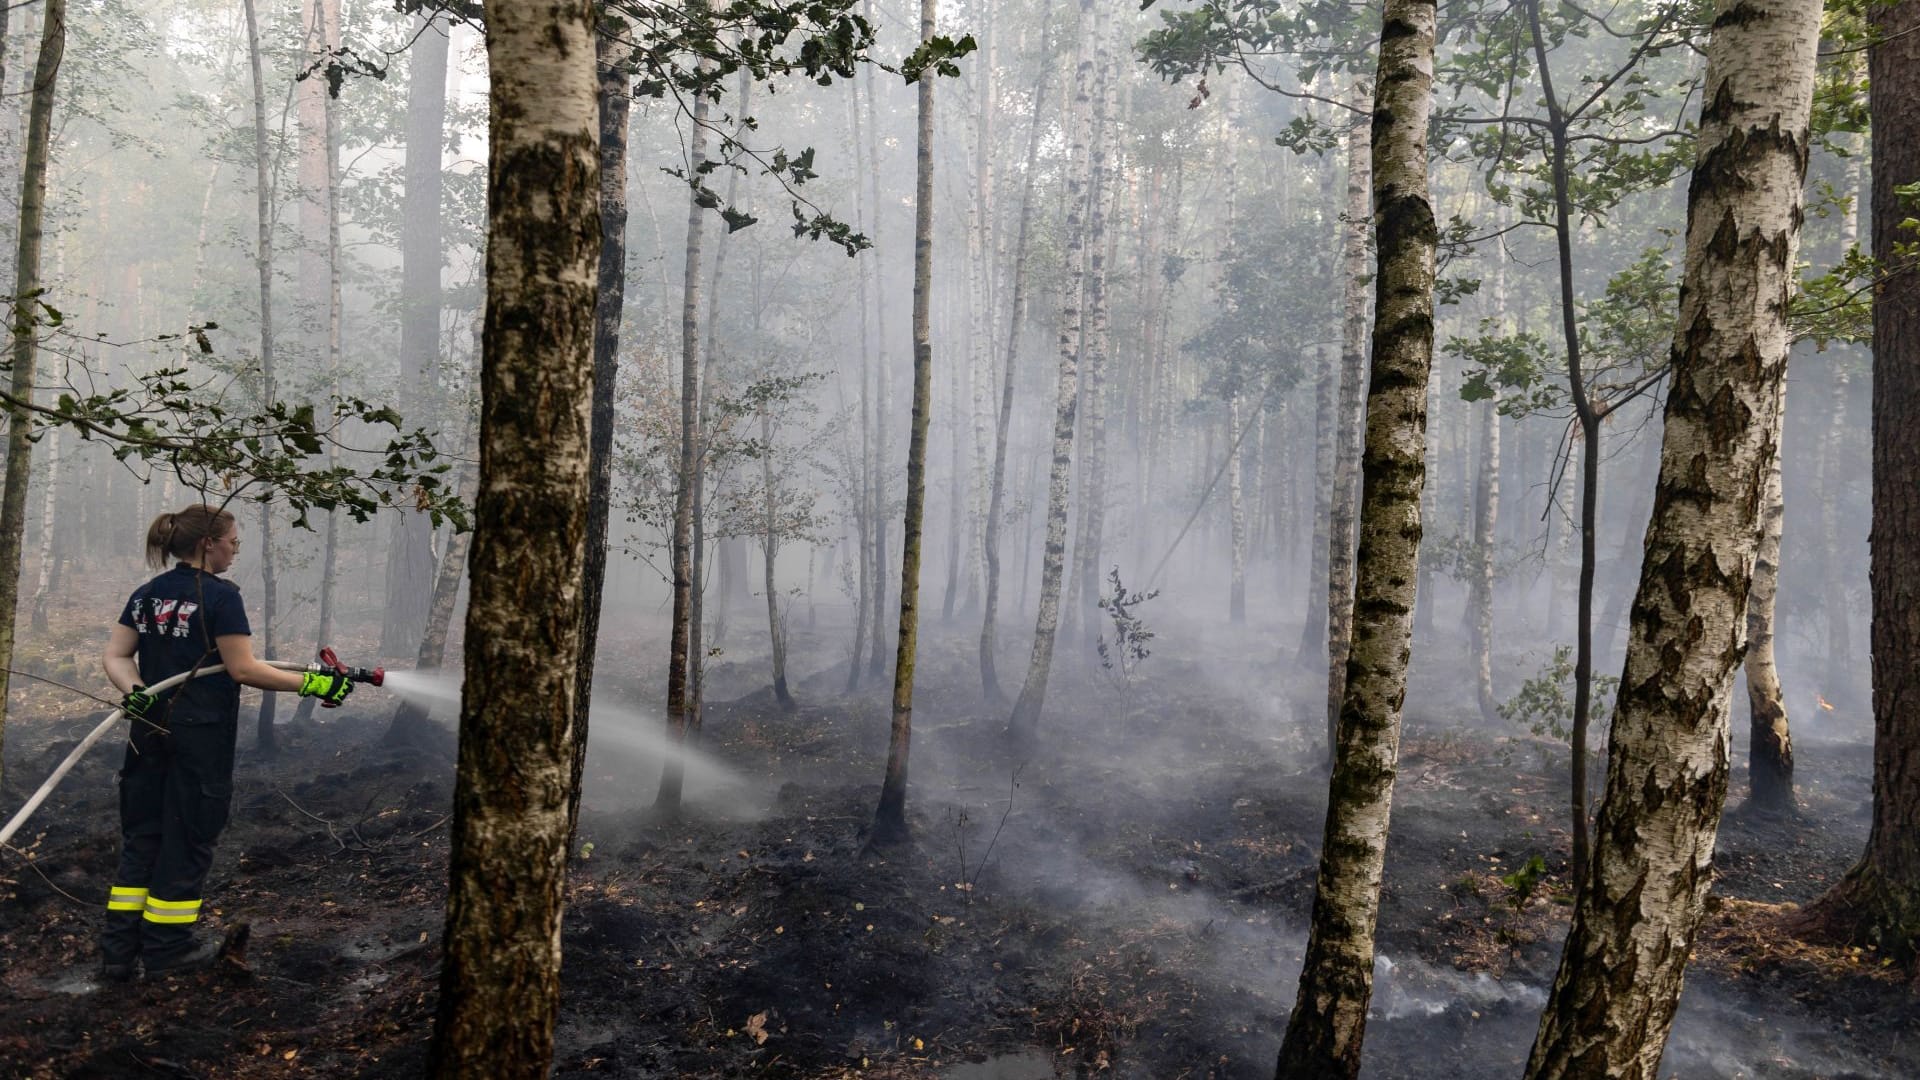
left=116, top=564, right=251, bottom=723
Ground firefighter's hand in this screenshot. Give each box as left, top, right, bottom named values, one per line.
left=121, top=686, right=158, bottom=720
left=298, top=670, right=355, bottom=708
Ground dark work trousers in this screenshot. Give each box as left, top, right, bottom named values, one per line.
left=100, top=712, right=236, bottom=966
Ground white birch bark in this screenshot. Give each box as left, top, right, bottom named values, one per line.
left=429, top=0, right=597, bottom=1071
left=1275, top=0, right=1437, bottom=1071
left=1525, top=0, right=1822, bottom=1070
left=1008, top=0, right=1092, bottom=741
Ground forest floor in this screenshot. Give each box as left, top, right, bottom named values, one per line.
left=0, top=587, right=1914, bottom=1079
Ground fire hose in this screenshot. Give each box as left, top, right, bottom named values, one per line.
left=0, top=649, right=384, bottom=851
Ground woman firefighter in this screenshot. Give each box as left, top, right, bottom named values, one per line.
left=97, top=503, right=355, bottom=980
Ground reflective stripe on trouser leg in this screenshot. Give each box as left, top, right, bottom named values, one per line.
left=142, top=896, right=202, bottom=925
left=107, top=885, right=148, bottom=912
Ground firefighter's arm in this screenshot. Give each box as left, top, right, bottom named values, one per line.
left=215, top=633, right=308, bottom=695
left=103, top=624, right=141, bottom=696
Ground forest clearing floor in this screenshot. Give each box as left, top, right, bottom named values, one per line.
left=1, top=596, right=1914, bottom=1079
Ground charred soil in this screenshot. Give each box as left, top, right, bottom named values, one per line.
left=1, top=601, right=1913, bottom=1079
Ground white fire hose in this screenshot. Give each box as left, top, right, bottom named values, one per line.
left=0, top=660, right=311, bottom=850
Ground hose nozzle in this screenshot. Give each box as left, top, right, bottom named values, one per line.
left=315, top=646, right=385, bottom=687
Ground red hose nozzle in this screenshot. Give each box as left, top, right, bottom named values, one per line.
left=316, top=647, right=384, bottom=687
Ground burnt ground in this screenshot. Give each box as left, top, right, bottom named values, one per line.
left=1, top=595, right=1915, bottom=1079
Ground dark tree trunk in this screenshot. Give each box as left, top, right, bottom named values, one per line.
left=569, top=33, right=632, bottom=836
left=0, top=0, right=62, bottom=780
left=1803, top=0, right=1920, bottom=967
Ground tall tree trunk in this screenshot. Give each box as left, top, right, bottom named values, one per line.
left=1295, top=344, right=1335, bottom=665
left=1007, top=0, right=1091, bottom=745
left=1529, top=0, right=1606, bottom=886
left=1324, top=79, right=1372, bottom=765
left=871, top=0, right=938, bottom=846
left=1228, top=393, right=1247, bottom=622
left=242, top=0, right=281, bottom=755
left=964, top=17, right=997, bottom=621
left=1072, top=0, right=1115, bottom=643
left=761, top=402, right=793, bottom=709
left=845, top=87, right=872, bottom=691
left=1470, top=396, right=1500, bottom=721
left=1523, top=0, right=1821, bottom=1070
left=980, top=10, right=1050, bottom=702
left=1820, top=141, right=1864, bottom=700
left=428, top=1, right=596, bottom=1069
left=864, top=0, right=891, bottom=681
left=1469, top=224, right=1506, bottom=721
left=1273, top=0, right=1438, bottom=1069
left=1744, top=376, right=1794, bottom=814
left=291, top=0, right=344, bottom=729
left=1802, top=0, right=1920, bottom=968
left=383, top=11, right=449, bottom=657
left=28, top=426, right=56, bottom=633
left=0, top=0, right=61, bottom=778
left=658, top=64, right=710, bottom=814
left=568, top=33, right=631, bottom=834
left=383, top=413, right=478, bottom=746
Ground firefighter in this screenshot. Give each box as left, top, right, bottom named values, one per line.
left=98, top=503, right=355, bottom=980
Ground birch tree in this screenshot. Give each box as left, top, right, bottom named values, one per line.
left=428, top=0, right=598, bottom=1071
left=1008, top=0, right=1091, bottom=744
left=871, top=0, right=941, bottom=846
left=1523, top=0, right=1823, bottom=1070
left=1274, top=0, right=1437, bottom=1070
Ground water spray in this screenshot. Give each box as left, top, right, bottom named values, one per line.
left=0, top=647, right=383, bottom=850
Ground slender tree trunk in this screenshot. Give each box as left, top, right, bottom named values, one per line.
left=871, top=0, right=937, bottom=846
left=658, top=65, right=710, bottom=814
left=864, top=0, right=891, bottom=681
left=1470, top=224, right=1506, bottom=720
left=0, top=0, right=60, bottom=771
left=383, top=11, right=449, bottom=657
left=1744, top=375, right=1794, bottom=814
left=1072, top=0, right=1115, bottom=643
left=1820, top=357, right=1855, bottom=691
left=980, top=21, right=1049, bottom=702
left=1527, top=0, right=1608, bottom=887
left=1802, top=0, right=1920, bottom=968
left=1228, top=392, right=1247, bottom=622
left=384, top=417, right=479, bottom=746
left=845, top=88, right=872, bottom=691
left=1470, top=396, right=1500, bottom=721
left=566, top=33, right=632, bottom=835
left=1007, top=0, right=1092, bottom=745
left=28, top=426, right=56, bottom=633
left=242, top=0, right=281, bottom=755
left=761, top=403, right=793, bottom=709
left=1820, top=142, right=1864, bottom=699
left=1273, top=0, right=1438, bottom=1069
left=429, top=0, right=596, bottom=1065
left=1523, top=0, right=1821, bottom=1070
left=1324, top=79, right=1372, bottom=765
left=1295, top=344, right=1335, bottom=665
left=965, top=19, right=997, bottom=621
left=291, top=0, right=344, bottom=729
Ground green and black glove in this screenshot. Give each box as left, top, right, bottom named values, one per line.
left=298, top=670, right=355, bottom=708
left=121, top=686, right=158, bottom=720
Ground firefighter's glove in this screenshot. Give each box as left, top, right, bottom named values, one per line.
left=298, top=670, right=355, bottom=708
left=121, top=686, right=158, bottom=720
